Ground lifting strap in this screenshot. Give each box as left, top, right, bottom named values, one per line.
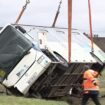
left=88, top=0, right=94, bottom=53
left=15, top=0, right=30, bottom=24
left=52, top=0, right=62, bottom=27
left=88, top=0, right=103, bottom=65
left=68, top=0, right=72, bottom=63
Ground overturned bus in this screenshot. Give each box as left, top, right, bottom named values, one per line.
left=0, top=24, right=105, bottom=98
left=0, top=24, right=61, bottom=95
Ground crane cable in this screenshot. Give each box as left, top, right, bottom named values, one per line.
left=88, top=0, right=94, bottom=52
left=52, top=0, right=62, bottom=27
left=15, top=0, right=30, bottom=24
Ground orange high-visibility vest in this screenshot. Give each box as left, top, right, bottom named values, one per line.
left=83, top=69, right=99, bottom=91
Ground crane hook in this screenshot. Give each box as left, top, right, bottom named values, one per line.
left=26, top=0, right=30, bottom=4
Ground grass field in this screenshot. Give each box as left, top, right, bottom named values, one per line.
left=0, top=95, right=69, bottom=105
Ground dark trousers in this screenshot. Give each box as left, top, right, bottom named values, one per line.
left=81, top=93, right=101, bottom=105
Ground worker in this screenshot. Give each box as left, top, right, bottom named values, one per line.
left=81, top=65, right=101, bottom=105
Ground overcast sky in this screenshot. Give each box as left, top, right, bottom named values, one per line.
left=0, top=0, right=105, bottom=36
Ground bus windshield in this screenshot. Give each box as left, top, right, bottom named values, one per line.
left=0, top=25, right=32, bottom=79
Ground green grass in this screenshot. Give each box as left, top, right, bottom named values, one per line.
left=0, top=95, right=69, bottom=105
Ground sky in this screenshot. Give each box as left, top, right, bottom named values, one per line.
left=0, top=0, right=105, bottom=36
